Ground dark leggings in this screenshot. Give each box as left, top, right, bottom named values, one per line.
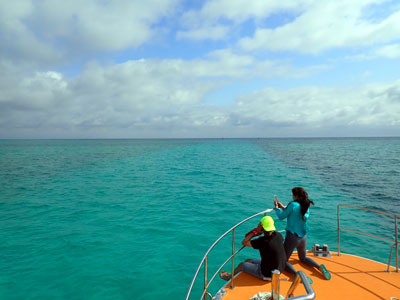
left=284, top=231, right=320, bottom=274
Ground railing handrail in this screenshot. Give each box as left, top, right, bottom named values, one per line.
left=338, top=204, right=400, bottom=218
left=337, top=204, right=399, bottom=272
left=185, top=208, right=274, bottom=300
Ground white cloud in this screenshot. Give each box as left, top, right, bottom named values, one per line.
left=0, top=0, right=178, bottom=64
left=238, top=0, right=400, bottom=54
left=177, top=0, right=306, bottom=41
left=232, top=81, right=400, bottom=134
left=0, top=1, right=399, bottom=138
left=341, top=41, right=400, bottom=61
left=33, top=0, right=177, bottom=50
left=0, top=48, right=321, bottom=136
left=198, top=0, right=305, bottom=22
left=0, top=1, right=59, bottom=64
left=0, top=58, right=226, bottom=137
left=176, top=0, right=400, bottom=56
left=176, top=25, right=229, bottom=41
left=375, top=43, right=400, bottom=58
left=180, top=0, right=306, bottom=26
left=1, top=56, right=399, bottom=138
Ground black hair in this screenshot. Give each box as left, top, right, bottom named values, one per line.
left=292, top=187, right=314, bottom=220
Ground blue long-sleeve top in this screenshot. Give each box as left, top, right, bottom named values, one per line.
left=275, top=201, right=309, bottom=237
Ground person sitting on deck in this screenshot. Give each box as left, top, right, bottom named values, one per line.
left=219, top=216, right=286, bottom=281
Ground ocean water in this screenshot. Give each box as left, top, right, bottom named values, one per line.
left=0, top=138, right=399, bottom=300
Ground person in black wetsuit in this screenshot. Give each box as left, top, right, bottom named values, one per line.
left=219, top=216, right=286, bottom=280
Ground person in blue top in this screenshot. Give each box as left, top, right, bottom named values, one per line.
left=274, top=187, right=331, bottom=280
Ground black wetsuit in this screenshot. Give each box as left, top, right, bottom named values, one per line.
left=250, top=231, right=286, bottom=277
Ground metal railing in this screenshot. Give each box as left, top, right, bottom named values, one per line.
left=186, top=204, right=399, bottom=300
left=286, top=271, right=315, bottom=300
left=185, top=208, right=316, bottom=300
left=268, top=269, right=315, bottom=300
left=337, top=204, right=399, bottom=272
left=185, top=208, right=273, bottom=300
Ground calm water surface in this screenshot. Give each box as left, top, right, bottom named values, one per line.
left=0, top=138, right=399, bottom=300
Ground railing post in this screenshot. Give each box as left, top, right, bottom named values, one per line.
left=204, top=256, right=208, bottom=300
left=230, top=228, right=236, bottom=289
left=337, top=205, right=341, bottom=256
left=271, top=270, right=280, bottom=300
left=387, top=244, right=395, bottom=272
left=395, top=216, right=398, bottom=272
left=285, top=272, right=301, bottom=298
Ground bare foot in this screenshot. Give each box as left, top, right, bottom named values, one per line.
left=219, top=271, right=231, bottom=281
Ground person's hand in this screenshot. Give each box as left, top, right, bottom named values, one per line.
left=274, top=195, right=279, bottom=208
left=245, top=228, right=261, bottom=238
left=274, top=196, right=285, bottom=209
left=277, top=201, right=285, bottom=209
left=242, top=238, right=252, bottom=248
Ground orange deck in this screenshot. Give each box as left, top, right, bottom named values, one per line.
left=221, top=252, right=400, bottom=299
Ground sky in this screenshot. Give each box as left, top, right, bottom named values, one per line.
left=1, top=0, right=400, bottom=139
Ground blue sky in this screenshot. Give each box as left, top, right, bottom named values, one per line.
left=1, top=0, right=400, bottom=138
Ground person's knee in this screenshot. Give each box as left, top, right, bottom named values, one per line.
left=298, top=253, right=307, bottom=262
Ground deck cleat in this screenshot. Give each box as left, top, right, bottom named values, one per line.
left=312, top=243, right=332, bottom=257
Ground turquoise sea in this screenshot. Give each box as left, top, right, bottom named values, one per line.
left=1, top=138, right=399, bottom=300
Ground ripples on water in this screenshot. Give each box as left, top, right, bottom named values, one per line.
left=0, top=138, right=399, bottom=300
left=254, top=137, right=400, bottom=214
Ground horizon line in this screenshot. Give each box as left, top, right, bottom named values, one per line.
left=1, top=136, right=399, bottom=140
